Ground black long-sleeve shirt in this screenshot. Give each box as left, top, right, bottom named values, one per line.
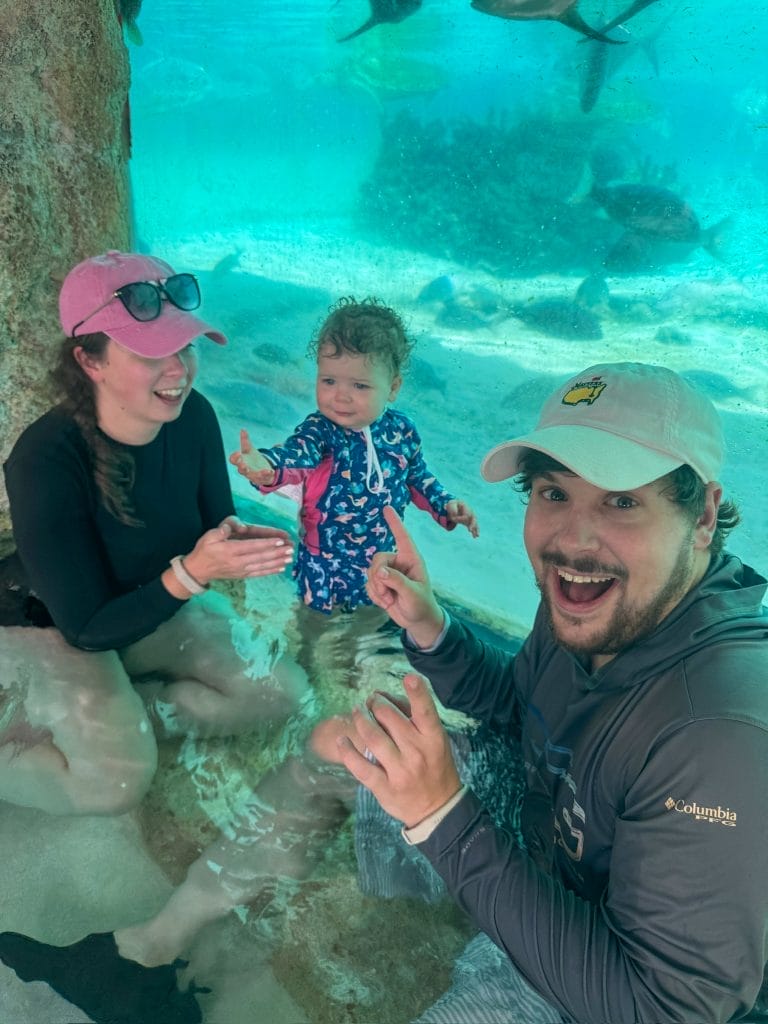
left=406, top=556, right=768, bottom=1024
left=3, top=389, right=234, bottom=651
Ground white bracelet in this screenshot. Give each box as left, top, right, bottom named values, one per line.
left=169, top=555, right=208, bottom=596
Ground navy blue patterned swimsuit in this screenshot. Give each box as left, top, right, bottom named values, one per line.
left=258, top=409, right=455, bottom=613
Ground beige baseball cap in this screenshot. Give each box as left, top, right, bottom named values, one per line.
left=481, top=362, right=724, bottom=490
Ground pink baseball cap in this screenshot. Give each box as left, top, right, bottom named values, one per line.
left=59, top=250, right=227, bottom=356
left=481, top=362, right=724, bottom=490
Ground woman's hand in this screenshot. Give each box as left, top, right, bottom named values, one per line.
left=229, top=429, right=277, bottom=485
left=182, top=518, right=294, bottom=584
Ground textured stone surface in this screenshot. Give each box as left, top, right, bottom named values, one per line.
left=0, top=0, right=131, bottom=547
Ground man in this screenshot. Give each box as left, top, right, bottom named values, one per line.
left=331, top=362, right=768, bottom=1023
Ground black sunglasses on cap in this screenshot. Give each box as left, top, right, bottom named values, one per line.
left=70, top=273, right=201, bottom=337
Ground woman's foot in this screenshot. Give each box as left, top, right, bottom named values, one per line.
left=0, top=930, right=208, bottom=1024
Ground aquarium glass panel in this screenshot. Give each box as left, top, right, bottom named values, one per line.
left=126, top=1, right=768, bottom=1018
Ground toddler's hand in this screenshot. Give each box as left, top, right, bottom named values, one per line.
left=447, top=499, right=479, bottom=538
left=229, top=428, right=277, bottom=485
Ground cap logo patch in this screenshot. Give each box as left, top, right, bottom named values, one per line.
left=562, top=377, right=606, bottom=407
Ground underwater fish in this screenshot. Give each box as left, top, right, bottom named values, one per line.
left=337, top=0, right=422, bottom=42
left=211, top=248, right=244, bottom=278
left=579, top=34, right=613, bottom=113
left=115, top=0, right=143, bottom=45
left=574, top=274, right=610, bottom=311
left=591, top=183, right=731, bottom=269
left=407, top=355, right=447, bottom=396
left=504, top=373, right=563, bottom=402
left=654, top=326, right=693, bottom=346
left=579, top=3, right=670, bottom=113
left=510, top=298, right=603, bottom=340
left=591, top=183, right=704, bottom=242
left=253, top=342, right=299, bottom=367
left=579, top=24, right=659, bottom=113
left=502, top=373, right=567, bottom=426
left=417, top=275, right=456, bottom=305
left=603, top=225, right=732, bottom=272
left=680, top=370, right=753, bottom=402
left=426, top=280, right=508, bottom=330
left=470, top=0, right=658, bottom=43
left=203, top=381, right=303, bottom=429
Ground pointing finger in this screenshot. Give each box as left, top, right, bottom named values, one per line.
left=382, top=505, right=419, bottom=558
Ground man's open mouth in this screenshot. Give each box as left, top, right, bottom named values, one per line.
left=556, top=569, right=617, bottom=605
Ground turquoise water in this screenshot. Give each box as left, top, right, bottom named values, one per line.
left=128, top=1, right=767, bottom=630
left=122, top=3, right=767, bottom=1019
left=130, top=1, right=768, bottom=251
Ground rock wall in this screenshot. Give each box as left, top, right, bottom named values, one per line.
left=0, top=0, right=131, bottom=552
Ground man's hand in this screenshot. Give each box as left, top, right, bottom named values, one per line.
left=335, top=673, right=462, bottom=829
left=447, top=499, right=479, bottom=538
left=229, top=429, right=277, bottom=485
left=367, top=506, right=444, bottom=649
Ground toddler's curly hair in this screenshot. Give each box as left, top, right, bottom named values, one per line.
left=309, top=296, right=414, bottom=378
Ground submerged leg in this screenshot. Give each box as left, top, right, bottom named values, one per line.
left=0, top=627, right=157, bottom=815
left=120, top=589, right=309, bottom=738
left=0, top=743, right=354, bottom=1020
left=113, top=752, right=356, bottom=966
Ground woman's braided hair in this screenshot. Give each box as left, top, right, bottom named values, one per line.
left=50, top=331, right=141, bottom=526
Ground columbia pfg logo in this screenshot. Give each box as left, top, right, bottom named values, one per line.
left=665, top=797, right=737, bottom=827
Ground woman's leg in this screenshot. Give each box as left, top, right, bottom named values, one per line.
left=0, top=745, right=355, bottom=1024
left=114, top=751, right=357, bottom=966
left=119, top=590, right=309, bottom=738
left=0, top=626, right=157, bottom=815
left=107, top=590, right=338, bottom=964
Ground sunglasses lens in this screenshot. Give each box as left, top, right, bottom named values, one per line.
left=119, top=281, right=161, bottom=321
left=164, top=274, right=200, bottom=311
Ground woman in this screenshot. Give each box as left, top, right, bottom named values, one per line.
left=0, top=250, right=311, bottom=1022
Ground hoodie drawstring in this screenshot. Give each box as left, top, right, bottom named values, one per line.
left=362, top=426, right=385, bottom=494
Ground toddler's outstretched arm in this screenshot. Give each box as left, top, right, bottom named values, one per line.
left=229, top=429, right=277, bottom=486
left=447, top=499, right=479, bottom=538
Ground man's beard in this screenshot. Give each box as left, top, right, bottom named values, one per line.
left=537, top=536, right=696, bottom=660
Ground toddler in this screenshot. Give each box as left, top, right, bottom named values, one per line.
left=230, top=297, right=478, bottom=614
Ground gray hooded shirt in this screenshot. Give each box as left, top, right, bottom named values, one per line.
left=406, top=554, right=768, bottom=1024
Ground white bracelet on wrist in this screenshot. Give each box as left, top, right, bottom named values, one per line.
left=169, top=555, right=208, bottom=596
